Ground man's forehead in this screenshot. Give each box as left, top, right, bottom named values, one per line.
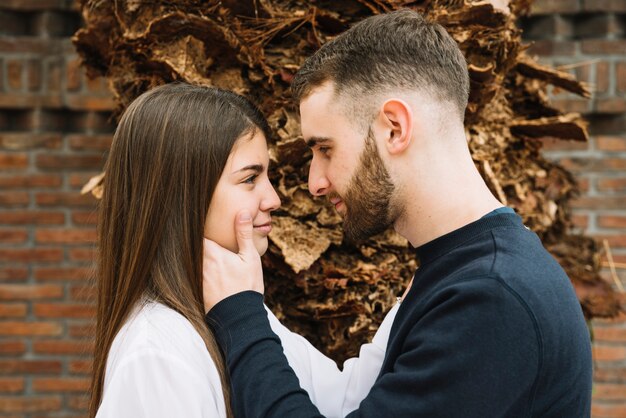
left=301, top=83, right=335, bottom=109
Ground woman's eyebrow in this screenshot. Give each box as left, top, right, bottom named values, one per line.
left=232, top=164, right=264, bottom=175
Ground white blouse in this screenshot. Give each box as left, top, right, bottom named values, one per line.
left=96, top=299, right=399, bottom=418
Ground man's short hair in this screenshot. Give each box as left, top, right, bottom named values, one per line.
left=292, top=9, right=470, bottom=121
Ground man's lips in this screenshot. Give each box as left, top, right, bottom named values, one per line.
left=329, top=196, right=343, bottom=211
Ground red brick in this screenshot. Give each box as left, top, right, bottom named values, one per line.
left=596, top=136, right=626, bottom=151
left=0, top=153, right=28, bottom=169
left=597, top=178, right=626, bottom=192
left=592, top=403, right=626, bottom=417
left=571, top=214, right=589, bottom=229
left=0, top=322, right=62, bottom=336
left=0, top=341, right=25, bottom=355
left=0, top=248, right=63, bottom=263
left=571, top=196, right=626, bottom=209
left=595, top=366, right=626, bottom=382
left=35, top=228, right=97, bottom=244
left=0, top=192, right=29, bottom=207
left=46, top=58, right=62, bottom=93
left=68, top=173, right=101, bottom=189
left=0, top=360, right=62, bottom=374
left=68, top=323, right=94, bottom=338
left=71, top=211, right=98, bottom=225
left=598, top=216, right=626, bottom=229
left=34, top=303, right=95, bottom=318
left=0, top=284, right=63, bottom=300
left=0, top=133, right=62, bottom=150
left=574, top=14, right=623, bottom=38
left=33, top=340, right=94, bottom=355
left=594, top=382, right=626, bottom=401
left=0, top=378, right=24, bottom=393
left=68, top=134, right=112, bottom=151
left=0, top=268, right=28, bottom=281
left=0, top=303, right=27, bottom=317
left=581, top=40, right=626, bottom=55
left=68, top=247, right=95, bottom=262
left=70, top=285, right=95, bottom=301
left=596, top=98, right=626, bottom=114
left=6, top=59, right=23, bottom=90
left=35, top=192, right=97, bottom=208
left=66, top=95, right=116, bottom=111
left=0, top=92, right=64, bottom=108
left=559, top=158, right=626, bottom=172
left=27, top=58, right=41, bottom=92
left=617, top=62, right=626, bottom=93
left=596, top=61, right=610, bottom=94
left=34, top=267, right=91, bottom=281
left=0, top=211, right=65, bottom=225
left=32, top=377, right=89, bottom=393
left=85, top=76, right=108, bottom=94
left=67, top=394, right=89, bottom=410
left=0, top=396, right=61, bottom=413
left=0, top=174, right=62, bottom=189
left=594, top=327, right=626, bottom=343
left=0, top=229, right=28, bottom=243
left=68, top=360, right=92, bottom=374
left=0, top=37, right=62, bottom=54
left=66, top=57, right=82, bottom=91
left=593, top=344, right=626, bottom=362
left=36, top=154, right=104, bottom=170
left=593, top=234, right=626, bottom=249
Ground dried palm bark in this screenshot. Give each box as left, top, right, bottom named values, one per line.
left=74, top=0, right=620, bottom=362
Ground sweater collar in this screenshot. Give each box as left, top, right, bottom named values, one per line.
left=414, top=213, right=524, bottom=266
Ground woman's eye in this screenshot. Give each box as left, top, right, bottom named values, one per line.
left=243, top=175, right=258, bottom=184
left=319, top=147, right=330, bottom=156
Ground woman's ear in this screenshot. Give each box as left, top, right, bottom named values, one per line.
left=378, top=99, right=413, bottom=155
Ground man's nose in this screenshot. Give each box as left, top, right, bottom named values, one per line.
left=308, top=157, right=330, bottom=197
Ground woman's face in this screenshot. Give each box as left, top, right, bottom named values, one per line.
left=204, top=130, right=281, bottom=255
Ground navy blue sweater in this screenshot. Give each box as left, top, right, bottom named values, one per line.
left=206, top=213, right=592, bottom=417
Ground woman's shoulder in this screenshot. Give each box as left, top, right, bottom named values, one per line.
left=106, top=300, right=217, bottom=378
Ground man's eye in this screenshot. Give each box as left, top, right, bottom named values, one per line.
left=243, top=175, right=258, bottom=184
left=318, top=147, right=330, bottom=156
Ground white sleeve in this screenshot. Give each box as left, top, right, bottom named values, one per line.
left=96, top=349, right=224, bottom=418
left=266, top=303, right=399, bottom=418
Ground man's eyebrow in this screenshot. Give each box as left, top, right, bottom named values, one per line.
left=232, top=164, right=264, bottom=174
left=305, top=136, right=332, bottom=148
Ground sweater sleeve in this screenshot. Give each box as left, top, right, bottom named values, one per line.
left=207, top=278, right=541, bottom=418
left=265, top=303, right=398, bottom=417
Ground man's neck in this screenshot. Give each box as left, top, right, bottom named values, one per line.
left=393, top=158, right=504, bottom=248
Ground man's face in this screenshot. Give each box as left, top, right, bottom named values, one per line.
left=300, top=83, right=398, bottom=242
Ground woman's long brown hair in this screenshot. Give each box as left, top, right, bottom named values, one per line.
left=89, top=83, right=270, bottom=418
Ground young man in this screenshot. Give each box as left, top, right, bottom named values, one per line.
left=202, top=9, right=592, bottom=417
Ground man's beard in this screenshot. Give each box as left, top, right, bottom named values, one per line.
left=338, top=128, right=399, bottom=243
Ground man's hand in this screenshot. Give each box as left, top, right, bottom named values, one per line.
left=202, top=210, right=264, bottom=313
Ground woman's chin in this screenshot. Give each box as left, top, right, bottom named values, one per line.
left=253, top=237, right=269, bottom=256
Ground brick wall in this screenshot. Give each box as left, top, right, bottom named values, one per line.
left=521, top=1, right=626, bottom=417
left=0, top=1, right=113, bottom=416
left=0, top=0, right=624, bottom=417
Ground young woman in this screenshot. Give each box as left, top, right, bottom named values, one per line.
left=90, top=83, right=398, bottom=418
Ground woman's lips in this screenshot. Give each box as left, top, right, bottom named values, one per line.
left=253, top=222, right=272, bottom=234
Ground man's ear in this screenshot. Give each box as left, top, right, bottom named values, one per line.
left=378, top=99, right=413, bottom=155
